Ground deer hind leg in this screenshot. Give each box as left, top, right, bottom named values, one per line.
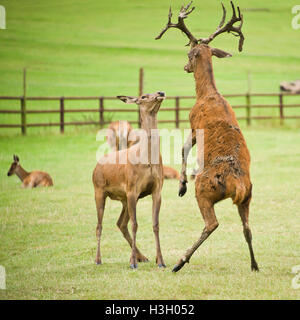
left=173, top=197, right=219, bottom=272
left=94, top=189, right=106, bottom=265
left=237, top=198, right=259, bottom=272
left=116, top=202, right=148, bottom=263
left=152, top=190, right=166, bottom=268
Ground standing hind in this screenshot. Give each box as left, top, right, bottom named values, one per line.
left=92, top=92, right=166, bottom=269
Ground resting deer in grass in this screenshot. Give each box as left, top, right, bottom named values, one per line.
left=92, top=91, right=166, bottom=269
left=156, top=1, right=259, bottom=272
left=107, top=120, right=180, bottom=180
left=163, top=166, right=180, bottom=180
left=7, top=155, right=53, bottom=188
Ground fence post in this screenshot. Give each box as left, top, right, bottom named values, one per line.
left=21, top=68, right=27, bottom=135
left=99, top=97, right=104, bottom=126
left=246, top=93, right=251, bottom=126
left=138, top=68, right=144, bottom=128
left=20, top=97, right=26, bottom=135
left=279, top=93, right=284, bottom=125
left=175, top=97, right=180, bottom=128
left=60, top=97, right=64, bottom=133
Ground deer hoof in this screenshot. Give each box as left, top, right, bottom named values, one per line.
left=158, top=263, right=166, bottom=268
left=178, top=182, right=187, bottom=197
left=172, top=264, right=183, bottom=272
left=95, top=261, right=102, bottom=265
left=251, top=262, right=259, bottom=272
left=130, top=264, right=138, bottom=269
left=172, top=260, right=186, bottom=272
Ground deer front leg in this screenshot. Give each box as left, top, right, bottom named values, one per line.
left=179, top=131, right=196, bottom=197
left=152, top=190, right=166, bottom=268
left=127, top=192, right=138, bottom=269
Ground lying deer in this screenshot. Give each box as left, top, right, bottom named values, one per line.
left=163, top=166, right=180, bottom=180
left=156, top=1, right=259, bottom=272
left=92, top=91, right=166, bottom=269
left=7, top=155, right=53, bottom=188
left=107, top=120, right=180, bottom=180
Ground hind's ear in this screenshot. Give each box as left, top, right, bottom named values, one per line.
left=13, top=155, right=19, bottom=162
left=211, top=48, right=232, bottom=58
left=117, top=96, right=138, bottom=104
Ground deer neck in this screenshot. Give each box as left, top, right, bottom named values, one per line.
left=194, top=55, right=218, bottom=99
left=140, top=111, right=158, bottom=136
left=15, top=165, right=29, bottom=182
left=139, top=110, right=160, bottom=164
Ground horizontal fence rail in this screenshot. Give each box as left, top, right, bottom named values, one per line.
left=0, top=93, right=300, bottom=134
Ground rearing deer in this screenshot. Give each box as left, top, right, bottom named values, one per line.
left=156, top=1, right=259, bottom=272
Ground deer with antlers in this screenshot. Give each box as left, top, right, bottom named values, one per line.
left=93, top=92, right=166, bottom=269
left=156, top=1, right=259, bottom=272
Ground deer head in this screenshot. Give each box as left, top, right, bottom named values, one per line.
left=155, top=1, right=244, bottom=73
left=7, top=155, right=20, bottom=176
left=117, top=91, right=166, bottom=113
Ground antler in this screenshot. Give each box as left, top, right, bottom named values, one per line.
left=200, top=1, right=244, bottom=52
left=155, top=1, right=198, bottom=47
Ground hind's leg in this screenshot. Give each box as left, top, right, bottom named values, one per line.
left=94, top=189, right=106, bottom=265
left=116, top=202, right=148, bottom=262
left=238, top=197, right=259, bottom=271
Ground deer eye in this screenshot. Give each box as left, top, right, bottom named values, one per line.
left=141, top=96, right=147, bottom=99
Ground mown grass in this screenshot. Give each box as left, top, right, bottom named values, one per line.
left=0, top=0, right=300, bottom=134
left=0, top=127, right=299, bottom=300
left=0, top=0, right=299, bottom=300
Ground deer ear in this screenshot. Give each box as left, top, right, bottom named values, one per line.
left=13, top=155, right=19, bottom=162
left=117, top=96, right=138, bottom=104
left=211, top=48, right=232, bottom=58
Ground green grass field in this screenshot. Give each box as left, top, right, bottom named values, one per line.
left=0, top=0, right=300, bottom=133
left=0, top=0, right=300, bottom=300
left=0, top=128, right=299, bottom=300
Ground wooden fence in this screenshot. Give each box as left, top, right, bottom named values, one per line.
left=0, top=92, right=300, bottom=135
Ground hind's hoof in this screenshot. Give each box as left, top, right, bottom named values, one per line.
left=158, top=263, right=166, bottom=268
left=130, top=264, right=138, bottom=269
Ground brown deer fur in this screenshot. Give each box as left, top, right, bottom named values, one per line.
left=107, top=120, right=180, bottom=180
left=92, top=92, right=166, bottom=269
left=7, top=155, right=53, bottom=188
left=156, top=1, right=259, bottom=272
